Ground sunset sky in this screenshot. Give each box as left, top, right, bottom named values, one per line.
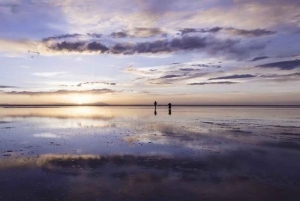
left=1, top=0, right=300, bottom=105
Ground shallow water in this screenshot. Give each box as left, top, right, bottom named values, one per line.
left=0, top=106, right=300, bottom=201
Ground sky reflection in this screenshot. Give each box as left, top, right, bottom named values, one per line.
left=0, top=106, right=299, bottom=200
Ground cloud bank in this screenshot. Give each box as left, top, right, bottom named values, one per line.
left=42, top=34, right=265, bottom=60
left=4, top=88, right=115, bottom=95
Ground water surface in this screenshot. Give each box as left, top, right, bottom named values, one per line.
left=0, top=106, right=300, bottom=201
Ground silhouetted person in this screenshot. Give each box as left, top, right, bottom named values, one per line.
left=154, top=109, right=157, bottom=116
left=154, top=101, right=157, bottom=109
left=168, top=103, right=172, bottom=115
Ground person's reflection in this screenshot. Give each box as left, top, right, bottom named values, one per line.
left=154, top=109, right=157, bottom=116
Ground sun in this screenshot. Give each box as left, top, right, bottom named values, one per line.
left=71, top=94, right=94, bottom=105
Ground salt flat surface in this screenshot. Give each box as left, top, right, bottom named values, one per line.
left=0, top=106, right=300, bottom=201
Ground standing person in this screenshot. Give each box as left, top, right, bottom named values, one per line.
left=168, top=103, right=172, bottom=115
left=154, top=101, right=157, bottom=109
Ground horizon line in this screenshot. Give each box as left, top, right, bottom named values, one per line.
left=1, top=104, right=300, bottom=107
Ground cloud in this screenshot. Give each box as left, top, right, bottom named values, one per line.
left=124, top=62, right=221, bottom=86
left=1, top=25, right=268, bottom=59
left=0, top=85, right=17, bottom=88
left=111, top=28, right=164, bottom=38
left=1, top=0, right=298, bottom=40
left=110, top=31, right=128, bottom=38
left=178, top=27, right=223, bottom=35
left=42, top=28, right=164, bottom=42
left=261, top=72, right=300, bottom=78
left=209, top=74, right=256, bottom=80
left=42, top=33, right=103, bottom=42
left=225, top=28, right=276, bottom=37
left=257, top=60, right=300, bottom=70
left=45, top=35, right=264, bottom=59
left=50, top=0, right=299, bottom=34
left=42, top=27, right=275, bottom=48
left=160, top=75, right=183, bottom=79
left=44, top=41, right=109, bottom=53
left=87, top=33, right=103, bottom=38
left=74, top=82, right=117, bottom=87
left=250, top=56, right=269, bottom=62
left=191, top=64, right=221, bottom=68
left=48, top=41, right=85, bottom=52
left=188, top=81, right=238, bottom=85
left=178, top=28, right=200, bottom=35
left=259, top=72, right=300, bottom=82
left=179, top=68, right=197, bottom=71
left=4, top=88, right=115, bottom=95
left=42, top=33, right=83, bottom=42
left=179, top=27, right=276, bottom=37
left=172, top=0, right=300, bottom=32
left=86, top=41, right=109, bottom=52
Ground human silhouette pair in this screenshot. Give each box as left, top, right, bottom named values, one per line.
left=154, top=101, right=172, bottom=116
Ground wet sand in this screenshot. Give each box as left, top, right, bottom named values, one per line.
left=0, top=106, right=300, bottom=201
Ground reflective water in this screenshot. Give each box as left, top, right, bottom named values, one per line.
left=0, top=106, right=300, bottom=201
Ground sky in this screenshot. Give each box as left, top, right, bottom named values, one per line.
left=0, top=0, right=300, bottom=105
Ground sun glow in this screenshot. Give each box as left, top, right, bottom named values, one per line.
left=71, top=94, right=94, bottom=105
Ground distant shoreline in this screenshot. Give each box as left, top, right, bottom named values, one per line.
left=1, top=104, right=300, bottom=108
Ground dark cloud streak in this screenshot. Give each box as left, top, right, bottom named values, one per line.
left=0, top=85, right=17, bottom=89
left=188, top=81, right=238, bottom=85
left=258, top=60, right=300, bottom=70
left=209, top=74, right=256, bottom=80
left=259, top=73, right=300, bottom=82
left=226, top=28, right=276, bottom=37
left=160, top=75, right=183, bottom=79
left=42, top=34, right=83, bottom=42
left=261, top=72, right=300, bottom=78
left=43, top=33, right=102, bottom=42
left=179, top=27, right=276, bottom=37
left=250, top=56, right=269, bottom=61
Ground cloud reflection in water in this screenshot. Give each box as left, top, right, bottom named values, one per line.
left=0, top=106, right=300, bottom=200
